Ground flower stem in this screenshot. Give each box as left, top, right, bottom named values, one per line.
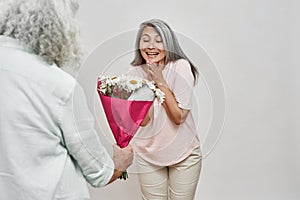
left=118, top=171, right=128, bottom=180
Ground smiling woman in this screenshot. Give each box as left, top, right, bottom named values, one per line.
left=127, top=19, right=202, bottom=200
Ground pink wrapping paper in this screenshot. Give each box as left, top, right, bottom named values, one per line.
left=99, top=95, right=153, bottom=148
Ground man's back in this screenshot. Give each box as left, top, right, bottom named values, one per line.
left=0, top=35, right=91, bottom=199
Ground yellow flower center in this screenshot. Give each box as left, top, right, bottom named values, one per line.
left=111, top=76, right=118, bottom=80
left=130, top=80, right=137, bottom=84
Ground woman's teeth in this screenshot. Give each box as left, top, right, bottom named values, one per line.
left=146, top=52, right=159, bottom=55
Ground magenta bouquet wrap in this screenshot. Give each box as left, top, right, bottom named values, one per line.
left=97, top=75, right=165, bottom=179
left=99, top=95, right=153, bottom=148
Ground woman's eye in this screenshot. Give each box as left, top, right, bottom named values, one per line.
left=156, top=36, right=163, bottom=43
left=143, top=39, right=150, bottom=42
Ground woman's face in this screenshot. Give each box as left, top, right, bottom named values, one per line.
left=139, top=26, right=166, bottom=64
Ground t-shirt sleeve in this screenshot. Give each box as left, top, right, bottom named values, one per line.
left=59, top=83, right=114, bottom=187
left=124, top=65, right=147, bottom=79
left=125, top=65, right=139, bottom=76
left=172, top=59, right=195, bottom=110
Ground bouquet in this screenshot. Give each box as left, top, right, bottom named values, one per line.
left=97, top=75, right=165, bottom=179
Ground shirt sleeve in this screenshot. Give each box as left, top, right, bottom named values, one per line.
left=59, top=83, right=114, bottom=187
left=172, top=59, right=195, bottom=110
left=125, top=65, right=146, bottom=78
left=125, top=65, right=135, bottom=75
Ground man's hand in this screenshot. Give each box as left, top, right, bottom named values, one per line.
left=113, top=144, right=134, bottom=171
left=108, top=144, right=134, bottom=184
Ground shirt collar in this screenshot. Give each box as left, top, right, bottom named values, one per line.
left=0, top=35, right=29, bottom=52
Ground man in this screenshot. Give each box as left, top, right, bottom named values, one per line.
left=0, top=0, right=133, bottom=199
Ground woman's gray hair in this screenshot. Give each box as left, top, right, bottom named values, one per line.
left=131, top=19, right=198, bottom=82
left=0, top=0, right=82, bottom=69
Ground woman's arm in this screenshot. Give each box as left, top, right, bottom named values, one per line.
left=140, top=104, right=154, bottom=126
left=156, top=82, right=189, bottom=125
left=147, top=61, right=190, bottom=125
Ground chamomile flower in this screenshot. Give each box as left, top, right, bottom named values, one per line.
left=146, top=81, right=156, bottom=91
left=97, top=75, right=165, bottom=103
left=126, top=77, right=143, bottom=91
left=110, top=76, right=120, bottom=85
left=98, top=76, right=108, bottom=94
left=155, top=88, right=165, bottom=103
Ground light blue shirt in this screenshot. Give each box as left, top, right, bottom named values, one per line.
left=0, top=36, right=114, bottom=200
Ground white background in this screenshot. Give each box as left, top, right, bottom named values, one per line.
left=76, top=0, right=300, bottom=199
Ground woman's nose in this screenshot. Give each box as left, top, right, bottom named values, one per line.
left=147, top=40, right=155, bottom=49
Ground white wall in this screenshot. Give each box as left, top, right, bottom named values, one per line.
left=76, top=0, right=300, bottom=199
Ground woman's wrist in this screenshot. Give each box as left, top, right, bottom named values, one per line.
left=156, top=81, right=169, bottom=90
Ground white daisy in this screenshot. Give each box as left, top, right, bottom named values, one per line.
left=146, top=81, right=156, bottom=91
left=126, top=78, right=143, bottom=92
left=155, top=88, right=165, bottom=103
left=98, top=75, right=165, bottom=102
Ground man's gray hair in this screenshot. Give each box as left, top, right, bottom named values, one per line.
left=0, top=0, right=82, bottom=70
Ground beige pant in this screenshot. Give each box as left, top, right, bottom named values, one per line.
left=137, top=148, right=202, bottom=200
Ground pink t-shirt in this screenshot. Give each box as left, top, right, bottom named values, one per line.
left=127, top=59, right=200, bottom=166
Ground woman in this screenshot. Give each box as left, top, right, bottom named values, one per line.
left=0, top=1, right=133, bottom=199
left=127, top=19, right=202, bottom=200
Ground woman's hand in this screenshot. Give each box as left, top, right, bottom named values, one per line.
left=146, top=60, right=166, bottom=85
